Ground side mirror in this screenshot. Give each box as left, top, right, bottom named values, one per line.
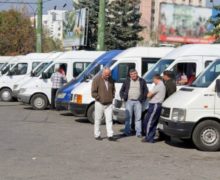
left=31, top=71, right=35, bottom=77
left=216, top=79, right=220, bottom=93
left=8, top=70, right=13, bottom=76
left=41, top=72, right=48, bottom=79
left=0, top=70, right=2, bottom=76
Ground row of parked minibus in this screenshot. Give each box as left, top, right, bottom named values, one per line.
left=1, top=44, right=220, bottom=151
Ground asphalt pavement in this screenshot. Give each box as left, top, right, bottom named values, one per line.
left=0, top=102, right=219, bottom=180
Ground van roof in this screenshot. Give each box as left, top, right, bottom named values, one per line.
left=0, top=56, right=13, bottom=61
left=56, top=51, right=105, bottom=60
left=22, top=53, right=55, bottom=60
left=164, top=44, right=220, bottom=59
left=114, top=47, right=174, bottom=59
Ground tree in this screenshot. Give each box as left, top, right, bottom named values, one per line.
left=0, top=9, right=35, bottom=55
left=105, top=0, right=143, bottom=50
left=208, top=6, right=220, bottom=42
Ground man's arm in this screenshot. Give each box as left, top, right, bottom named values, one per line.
left=91, top=78, right=99, bottom=100
left=119, top=81, right=126, bottom=100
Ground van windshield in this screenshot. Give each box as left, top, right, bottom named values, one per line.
left=0, top=63, right=8, bottom=71
left=1, top=64, right=11, bottom=75
left=143, top=59, right=174, bottom=83
left=191, top=60, right=220, bottom=88
left=34, top=62, right=52, bottom=77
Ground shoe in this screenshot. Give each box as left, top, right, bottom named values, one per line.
left=141, top=138, right=154, bottom=143
left=95, top=136, right=102, bottom=141
left=137, top=135, right=142, bottom=138
left=108, top=136, right=117, bottom=141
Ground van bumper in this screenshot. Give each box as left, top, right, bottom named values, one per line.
left=55, top=101, right=69, bottom=110
left=113, top=108, right=126, bottom=123
left=69, top=102, right=89, bottom=116
left=159, top=117, right=195, bottom=139
left=17, top=94, right=31, bottom=104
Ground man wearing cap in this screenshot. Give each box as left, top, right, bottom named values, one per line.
left=120, top=69, right=148, bottom=137
left=142, top=74, right=166, bottom=143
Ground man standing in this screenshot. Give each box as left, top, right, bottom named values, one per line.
left=163, top=70, right=176, bottom=99
left=51, top=66, right=67, bottom=110
left=142, top=74, right=166, bottom=143
left=91, top=68, right=116, bottom=141
left=120, top=69, right=148, bottom=137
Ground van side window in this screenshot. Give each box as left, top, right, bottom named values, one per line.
left=73, top=62, right=90, bottom=78
left=142, top=58, right=159, bottom=76
left=172, top=63, right=196, bottom=85
left=205, top=61, right=212, bottom=68
left=112, top=63, right=136, bottom=83
left=45, top=63, right=67, bottom=79
left=32, top=62, right=41, bottom=70
left=10, top=63, right=28, bottom=75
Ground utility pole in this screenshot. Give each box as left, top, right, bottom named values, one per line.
left=36, top=0, right=43, bottom=52
left=97, top=0, right=105, bottom=51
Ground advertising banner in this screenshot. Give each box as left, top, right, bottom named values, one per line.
left=159, top=3, right=215, bottom=44
left=63, top=8, right=88, bottom=47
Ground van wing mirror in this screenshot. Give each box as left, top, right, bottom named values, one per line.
left=41, top=72, right=48, bottom=79
left=216, top=79, right=220, bottom=93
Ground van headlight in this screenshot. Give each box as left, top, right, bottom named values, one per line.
left=57, top=93, right=66, bottom=99
left=19, top=88, right=26, bottom=94
left=171, top=108, right=186, bottom=122
left=72, top=94, right=82, bottom=104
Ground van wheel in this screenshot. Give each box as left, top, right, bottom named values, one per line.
left=87, top=104, right=105, bottom=124
left=31, top=94, right=48, bottom=110
left=0, top=88, right=13, bottom=102
left=192, top=120, right=220, bottom=151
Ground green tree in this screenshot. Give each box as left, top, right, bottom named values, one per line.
left=0, top=9, right=35, bottom=55
left=106, top=0, right=143, bottom=49
left=208, top=6, right=220, bottom=42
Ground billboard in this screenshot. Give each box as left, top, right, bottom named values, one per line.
left=63, top=8, right=88, bottom=47
left=159, top=3, right=215, bottom=44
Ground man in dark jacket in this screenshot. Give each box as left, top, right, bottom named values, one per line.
left=91, top=68, right=116, bottom=141
left=163, top=70, right=176, bottom=99
left=120, top=69, right=148, bottom=137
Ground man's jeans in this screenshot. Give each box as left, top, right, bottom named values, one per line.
left=94, top=101, right=114, bottom=138
left=125, top=100, right=142, bottom=136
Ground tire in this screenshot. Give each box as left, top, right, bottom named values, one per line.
left=0, top=88, right=13, bottom=102
left=192, top=120, right=220, bottom=151
left=87, top=104, right=105, bottom=124
left=31, top=94, right=48, bottom=110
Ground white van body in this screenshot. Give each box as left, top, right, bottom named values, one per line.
left=69, top=47, right=174, bottom=123
left=12, top=52, right=64, bottom=98
left=0, top=53, right=55, bottom=101
left=17, top=51, right=105, bottom=110
left=0, top=56, right=12, bottom=70
left=113, top=44, right=220, bottom=123
left=159, top=59, right=220, bottom=151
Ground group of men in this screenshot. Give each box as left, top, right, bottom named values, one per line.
left=92, top=68, right=176, bottom=142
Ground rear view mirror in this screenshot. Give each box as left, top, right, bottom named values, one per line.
left=216, top=79, right=220, bottom=93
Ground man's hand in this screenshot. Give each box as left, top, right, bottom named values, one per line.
left=147, top=92, right=154, bottom=98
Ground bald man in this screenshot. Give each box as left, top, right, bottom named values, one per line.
left=91, top=68, right=116, bottom=141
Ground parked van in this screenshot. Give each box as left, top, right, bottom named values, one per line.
left=0, top=56, right=12, bottom=70
left=159, top=59, right=220, bottom=151
left=55, top=50, right=123, bottom=110
left=69, top=47, right=174, bottom=123
left=113, top=44, right=220, bottom=123
left=17, top=51, right=105, bottom=110
left=0, top=56, right=25, bottom=76
left=0, top=53, right=55, bottom=102
left=12, top=52, right=64, bottom=99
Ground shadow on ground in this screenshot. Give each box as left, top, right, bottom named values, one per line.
left=165, top=138, right=195, bottom=150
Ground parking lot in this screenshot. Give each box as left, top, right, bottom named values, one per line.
left=0, top=102, right=219, bottom=180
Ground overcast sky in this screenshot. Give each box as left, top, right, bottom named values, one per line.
left=0, top=0, right=220, bottom=15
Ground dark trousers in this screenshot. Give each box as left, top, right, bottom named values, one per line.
left=144, top=103, right=162, bottom=142
left=51, top=88, right=58, bottom=109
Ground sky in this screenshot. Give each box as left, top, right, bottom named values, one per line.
left=1, top=0, right=220, bottom=15
left=0, top=0, right=73, bottom=15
